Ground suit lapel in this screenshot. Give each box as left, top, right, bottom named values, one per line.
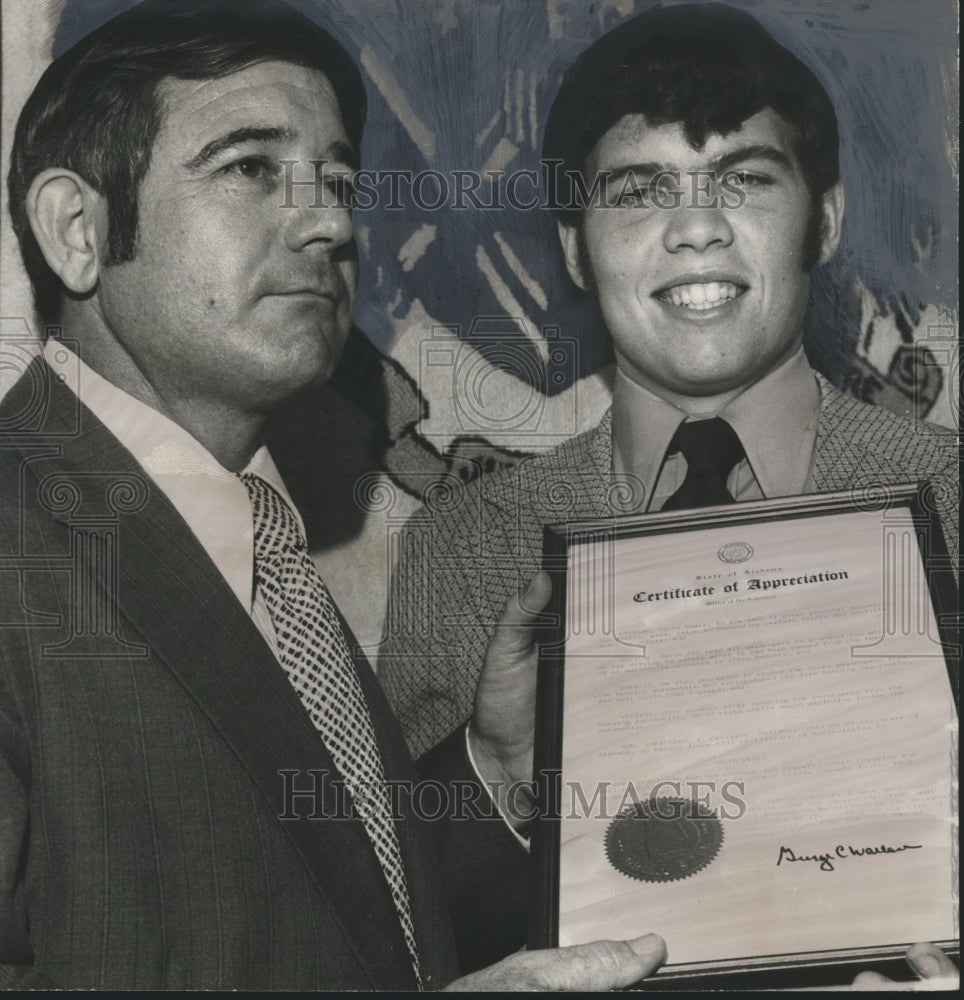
left=563, top=410, right=627, bottom=519
left=16, top=362, right=418, bottom=989
left=811, top=374, right=860, bottom=493
left=344, top=613, right=459, bottom=988
left=581, top=410, right=619, bottom=514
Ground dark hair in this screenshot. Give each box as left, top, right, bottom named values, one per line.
left=8, top=0, right=366, bottom=325
left=543, top=3, right=839, bottom=219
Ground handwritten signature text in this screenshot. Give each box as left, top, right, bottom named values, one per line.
left=777, top=842, right=923, bottom=872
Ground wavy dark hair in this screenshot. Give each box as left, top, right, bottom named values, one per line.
left=544, top=2, right=840, bottom=256
left=8, top=0, right=366, bottom=325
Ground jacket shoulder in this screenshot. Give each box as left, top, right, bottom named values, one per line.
left=457, top=413, right=613, bottom=516
left=817, top=375, right=957, bottom=476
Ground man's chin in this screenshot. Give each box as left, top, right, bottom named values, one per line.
left=626, top=362, right=747, bottom=396
left=666, top=352, right=795, bottom=401
left=258, top=369, right=335, bottom=414
left=628, top=366, right=763, bottom=413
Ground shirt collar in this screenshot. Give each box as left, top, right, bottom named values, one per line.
left=43, top=339, right=298, bottom=614
left=723, top=345, right=820, bottom=499
left=612, top=369, right=685, bottom=507
left=611, top=344, right=820, bottom=507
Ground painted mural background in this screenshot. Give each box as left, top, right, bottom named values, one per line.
left=1, top=0, right=958, bottom=646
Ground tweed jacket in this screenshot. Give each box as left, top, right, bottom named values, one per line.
left=380, top=373, right=959, bottom=756
left=0, top=360, right=522, bottom=989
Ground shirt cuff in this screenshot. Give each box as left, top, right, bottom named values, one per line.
left=464, top=723, right=531, bottom=851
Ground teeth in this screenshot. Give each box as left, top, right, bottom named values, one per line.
left=662, top=281, right=741, bottom=310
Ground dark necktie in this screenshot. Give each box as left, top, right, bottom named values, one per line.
left=239, top=472, right=421, bottom=985
left=660, top=417, right=746, bottom=510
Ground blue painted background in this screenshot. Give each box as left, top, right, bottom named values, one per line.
left=52, top=0, right=957, bottom=410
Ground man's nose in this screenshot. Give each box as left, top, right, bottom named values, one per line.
left=281, top=161, right=354, bottom=252
left=662, top=182, right=735, bottom=254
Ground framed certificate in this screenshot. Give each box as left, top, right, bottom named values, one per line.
left=529, top=483, right=958, bottom=988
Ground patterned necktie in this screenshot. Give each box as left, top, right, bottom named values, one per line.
left=660, top=417, right=746, bottom=510
left=239, top=472, right=421, bottom=985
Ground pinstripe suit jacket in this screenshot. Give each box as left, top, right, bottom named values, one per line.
left=380, top=372, right=959, bottom=756
left=0, top=361, right=477, bottom=989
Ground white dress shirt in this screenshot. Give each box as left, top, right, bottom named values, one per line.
left=44, top=340, right=514, bottom=822
left=611, top=344, right=821, bottom=511
left=43, top=339, right=294, bottom=656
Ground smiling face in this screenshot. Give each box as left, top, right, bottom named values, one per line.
left=559, top=108, right=843, bottom=413
left=93, top=60, right=358, bottom=422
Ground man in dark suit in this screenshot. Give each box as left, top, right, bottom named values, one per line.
left=0, top=0, right=671, bottom=989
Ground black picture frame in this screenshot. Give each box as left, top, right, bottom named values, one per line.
left=529, top=482, right=959, bottom=988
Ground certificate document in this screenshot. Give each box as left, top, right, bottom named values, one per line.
left=530, top=486, right=958, bottom=984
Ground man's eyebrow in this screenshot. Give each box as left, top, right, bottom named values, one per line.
left=599, top=145, right=794, bottom=186
left=710, top=144, right=794, bottom=174
left=184, top=126, right=295, bottom=170
left=599, top=162, right=666, bottom=187
left=323, top=140, right=360, bottom=175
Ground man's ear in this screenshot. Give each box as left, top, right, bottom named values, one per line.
left=816, top=180, right=845, bottom=266
left=25, top=169, right=107, bottom=295
left=557, top=217, right=592, bottom=292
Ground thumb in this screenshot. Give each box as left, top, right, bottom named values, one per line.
left=536, top=935, right=668, bottom=991
left=905, top=942, right=959, bottom=980
left=487, top=571, right=553, bottom=658
left=471, top=572, right=553, bottom=791
left=445, top=934, right=667, bottom=991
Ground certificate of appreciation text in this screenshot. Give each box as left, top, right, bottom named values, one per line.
left=532, top=487, right=957, bottom=983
